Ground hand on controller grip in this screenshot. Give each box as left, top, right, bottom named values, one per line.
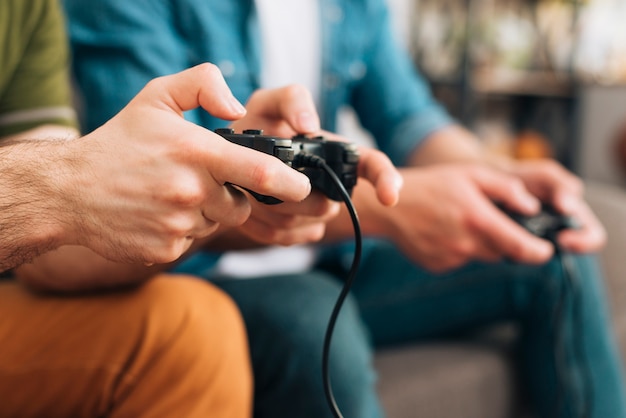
left=498, top=203, right=580, bottom=247
left=214, top=128, right=359, bottom=204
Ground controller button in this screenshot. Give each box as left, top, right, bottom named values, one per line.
left=215, top=128, right=234, bottom=135
left=243, top=129, right=263, bottom=135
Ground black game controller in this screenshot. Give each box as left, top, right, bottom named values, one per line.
left=501, top=203, right=580, bottom=244
left=215, top=128, right=359, bottom=204
left=290, top=133, right=359, bottom=201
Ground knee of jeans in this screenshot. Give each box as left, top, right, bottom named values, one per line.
left=513, top=255, right=587, bottom=315
left=251, top=275, right=375, bottom=389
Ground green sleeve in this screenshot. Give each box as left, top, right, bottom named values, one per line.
left=0, top=0, right=77, bottom=136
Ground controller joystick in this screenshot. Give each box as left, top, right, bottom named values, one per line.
left=215, top=128, right=360, bottom=204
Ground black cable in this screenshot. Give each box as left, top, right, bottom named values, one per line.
left=551, top=252, right=568, bottom=418
left=560, top=248, right=593, bottom=418
left=552, top=246, right=593, bottom=418
left=295, top=154, right=362, bottom=418
left=295, top=155, right=594, bottom=418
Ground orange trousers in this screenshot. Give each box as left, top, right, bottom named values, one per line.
left=0, top=274, right=252, bottom=418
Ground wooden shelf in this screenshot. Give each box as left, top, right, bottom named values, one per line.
left=471, top=68, right=575, bottom=98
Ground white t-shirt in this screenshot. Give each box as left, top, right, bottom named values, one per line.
left=256, top=0, right=321, bottom=106
left=214, top=0, right=321, bottom=278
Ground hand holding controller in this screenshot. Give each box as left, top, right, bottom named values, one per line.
left=501, top=203, right=580, bottom=245
left=215, top=128, right=359, bottom=204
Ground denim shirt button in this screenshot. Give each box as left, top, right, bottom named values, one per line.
left=218, top=60, right=236, bottom=78
left=323, top=74, right=340, bottom=90
left=349, top=61, right=367, bottom=80
left=324, top=5, right=344, bottom=23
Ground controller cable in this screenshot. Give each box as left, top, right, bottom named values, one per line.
left=291, top=156, right=593, bottom=418
left=294, top=153, right=362, bottom=418
left=552, top=245, right=593, bottom=418
left=504, top=202, right=593, bottom=418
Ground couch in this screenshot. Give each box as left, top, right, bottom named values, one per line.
left=374, top=180, right=626, bottom=418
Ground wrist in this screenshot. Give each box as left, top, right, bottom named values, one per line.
left=49, top=136, right=103, bottom=247
left=29, top=140, right=81, bottom=245
left=349, top=182, right=394, bottom=237
left=0, top=139, right=79, bottom=268
left=484, top=152, right=516, bottom=173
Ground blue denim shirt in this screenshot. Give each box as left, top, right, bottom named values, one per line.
left=64, top=0, right=454, bottom=166
left=64, top=0, right=456, bottom=275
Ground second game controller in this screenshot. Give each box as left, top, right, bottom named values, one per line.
left=215, top=128, right=359, bottom=204
left=501, top=203, right=579, bottom=244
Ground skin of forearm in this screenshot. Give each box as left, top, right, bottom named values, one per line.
left=323, top=125, right=513, bottom=243
left=1, top=124, right=78, bottom=143
left=15, top=235, right=216, bottom=293
left=322, top=180, right=391, bottom=243
left=322, top=126, right=489, bottom=243
left=16, top=225, right=281, bottom=293
left=0, top=135, right=80, bottom=271
left=407, top=124, right=511, bottom=168
left=0, top=125, right=80, bottom=272
left=15, top=245, right=167, bottom=292
left=200, top=225, right=268, bottom=252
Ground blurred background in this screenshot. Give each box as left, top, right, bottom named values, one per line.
left=364, top=2, right=626, bottom=416
left=346, top=0, right=626, bottom=189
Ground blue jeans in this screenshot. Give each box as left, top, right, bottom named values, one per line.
left=211, top=239, right=626, bottom=418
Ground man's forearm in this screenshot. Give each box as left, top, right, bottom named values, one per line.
left=407, top=125, right=504, bottom=167
left=16, top=225, right=276, bottom=293
left=0, top=139, right=77, bottom=271
left=321, top=126, right=500, bottom=244
left=200, top=225, right=276, bottom=252
left=322, top=180, right=390, bottom=243
left=14, top=244, right=176, bottom=292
